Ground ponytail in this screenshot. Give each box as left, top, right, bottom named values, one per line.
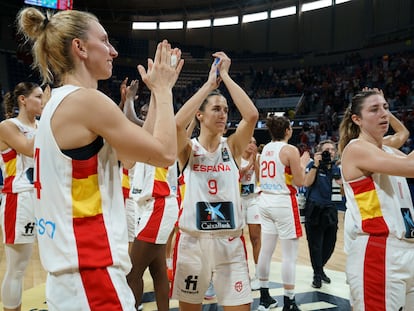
left=1, top=82, right=40, bottom=119
left=338, top=89, right=381, bottom=154
left=338, top=106, right=359, bottom=154
left=2, top=92, right=17, bottom=119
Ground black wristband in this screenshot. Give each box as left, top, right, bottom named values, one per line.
left=311, top=165, right=318, bottom=170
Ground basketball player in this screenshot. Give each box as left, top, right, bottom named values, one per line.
left=339, top=89, right=414, bottom=310
left=127, top=161, right=179, bottom=311
left=240, top=137, right=261, bottom=290
left=0, top=82, right=44, bottom=311
left=172, top=52, right=258, bottom=311
left=125, top=89, right=180, bottom=311
left=17, top=7, right=183, bottom=310
left=257, top=115, right=309, bottom=311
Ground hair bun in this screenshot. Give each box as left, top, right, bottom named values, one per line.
left=17, top=7, right=46, bottom=41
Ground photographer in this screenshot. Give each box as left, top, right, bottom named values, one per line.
left=303, top=140, right=341, bottom=289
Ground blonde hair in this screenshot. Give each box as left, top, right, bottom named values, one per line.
left=338, top=90, right=381, bottom=154
left=17, top=7, right=98, bottom=85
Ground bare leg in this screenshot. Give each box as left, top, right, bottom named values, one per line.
left=223, top=304, right=251, bottom=311
left=248, top=223, right=261, bottom=264
left=148, top=244, right=170, bottom=311
left=179, top=301, right=202, bottom=311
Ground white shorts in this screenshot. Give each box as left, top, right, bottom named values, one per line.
left=343, top=209, right=358, bottom=254
left=172, top=231, right=252, bottom=306
left=241, top=194, right=261, bottom=225
left=136, top=196, right=178, bottom=244
left=0, top=190, right=36, bottom=244
left=125, top=198, right=138, bottom=243
left=346, top=235, right=414, bottom=311
left=46, top=266, right=135, bottom=311
left=258, top=193, right=302, bottom=239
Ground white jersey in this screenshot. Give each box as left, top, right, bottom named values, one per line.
left=121, top=164, right=135, bottom=202
left=343, top=143, right=414, bottom=242
left=34, top=85, right=131, bottom=274
left=259, top=141, right=297, bottom=196
left=179, top=137, right=243, bottom=235
left=130, top=162, right=178, bottom=204
left=240, top=158, right=258, bottom=197
left=1, top=118, right=37, bottom=193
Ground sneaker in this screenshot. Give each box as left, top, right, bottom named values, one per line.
left=257, top=295, right=278, bottom=311
left=137, top=303, right=143, bottom=311
left=204, top=282, right=216, bottom=300
left=250, top=277, right=260, bottom=291
left=321, top=271, right=331, bottom=284
left=311, top=275, right=322, bottom=289
left=282, top=296, right=301, bottom=311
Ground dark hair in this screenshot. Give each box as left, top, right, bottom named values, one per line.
left=2, top=82, right=40, bottom=119
left=266, top=115, right=290, bottom=141
left=199, top=89, right=223, bottom=112
left=195, top=89, right=224, bottom=128
left=338, top=90, right=381, bottom=153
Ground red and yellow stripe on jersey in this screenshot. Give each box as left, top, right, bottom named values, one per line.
left=153, top=167, right=170, bottom=197
left=285, top=166, right=302, bottom=237
left=1, top=149, right=17, bottom=193
left=177, top=174, right=185, bottom=211
left=284, top=166, right=297, bottom=196
left=71, top=155, right=124, bottom=307
left=121, top=167, right=130, bottom=202
left=135, top=166, right=175, bottom=243
left=72, top=155, right=113, bottom=269
left=2, top=149, right=19, bottom=243
left=348, top=176, right=389, bottom=236
left=348, top=176, right=389, bottom=310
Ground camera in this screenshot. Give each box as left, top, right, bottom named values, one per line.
left=321, top=150, right=331, bottom=165
left=319, top=150, right=332, bottom=172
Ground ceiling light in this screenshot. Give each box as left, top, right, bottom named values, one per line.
left=187, top=19, right=211, bottom=29
left=159, top=21, right=184, bottom=30
left=213, top=16, right=239, bottom=26
left=302, top=0, right=332, bottom=12
left=270, top=6, right=297, bottom=18
left=242, top=11, right=268, bottom=24
left=132, top=22, right=157, bottom=30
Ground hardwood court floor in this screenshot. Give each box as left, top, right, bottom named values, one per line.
left=0, top=212, right=349, bottom=310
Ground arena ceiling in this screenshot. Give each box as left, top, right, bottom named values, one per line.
left=0, top=0, right=290, bottom=24
left=72, top=0, right=289, bottom=22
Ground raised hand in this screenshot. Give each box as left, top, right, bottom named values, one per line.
left=137, top=40, right=184, bottom=92
left=206, top=58, right=222, bottom=88
left=126, top=79, right=139, bottom=102
left=212, top=51, right=231, bottom=76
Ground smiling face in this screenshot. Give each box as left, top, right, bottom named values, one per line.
left=83, top=20, right=118, bottom=80
left=352, top=94, right=389, bottom=139
left=197, top=94, right=228, bottom=134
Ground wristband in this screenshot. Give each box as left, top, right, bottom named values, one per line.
left=311, top=165, right=318, bottom=170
